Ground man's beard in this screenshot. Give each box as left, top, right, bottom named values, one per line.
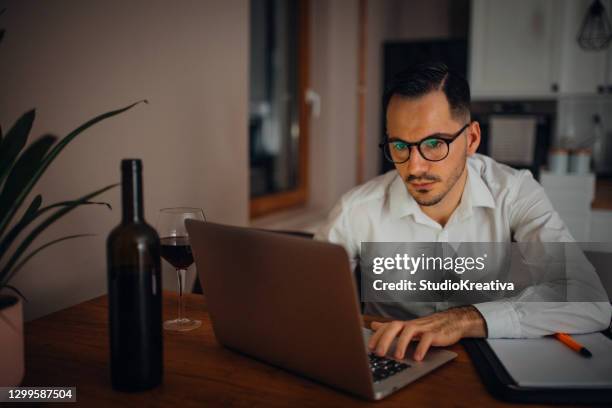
left=405, top=154, right=467, bottom=207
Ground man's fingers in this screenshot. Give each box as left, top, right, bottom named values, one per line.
left=370, top=321, right=383, bottom=331
left=394, top=325, right=417, bottom=359
left=414, top=332, right=435, bottom=361
left=367, top=322, right=387, bottom=350
left=375, top=321, right=404, bottom=356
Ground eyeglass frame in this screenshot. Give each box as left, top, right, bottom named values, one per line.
left=379, top=122, right=471, bottom=163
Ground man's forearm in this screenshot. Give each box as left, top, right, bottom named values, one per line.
left=446, top=305, right=487, bottom=338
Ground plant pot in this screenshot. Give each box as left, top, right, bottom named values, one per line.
left=0, top=294, right=24, bottom=386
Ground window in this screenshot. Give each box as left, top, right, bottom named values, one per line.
left=249, top=0, right=309, bottom=218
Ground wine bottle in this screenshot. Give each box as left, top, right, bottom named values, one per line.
left=106, top=159, right=163, bottom=391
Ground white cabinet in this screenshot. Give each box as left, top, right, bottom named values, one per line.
left=469, top=0, right=560, bottom=99
left=540, top=171, right=595, bottom=241
left=558, top=0, right=611, bottom=95
left=470, top=0, right=612, bottom=98
left=590, top=210, right=612, bottom=242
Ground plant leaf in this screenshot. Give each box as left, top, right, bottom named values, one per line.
left=39, top=199, right=112, bottom=213
left=6, top=234, right=95, bottom=284
left=0, top=196, right=41, bottom=264
left=0, top=183, right=117, bottom=287
left=0, top=195, right=43, bottom=260
left=0, top=134, right=56, bottom=228
left=0, top=100, right=145, bottom=239
left=4, top=285, right=27, bottom=302
left=0, top=6, right=5, bottom=45
left=23, top=194, right=43, bottom=221
left=0, top=109, right=35, bottom=187
left=0, top=196, right=112, bottom=266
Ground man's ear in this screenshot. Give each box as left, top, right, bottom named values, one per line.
left=466, top=121, right=481, bottom=156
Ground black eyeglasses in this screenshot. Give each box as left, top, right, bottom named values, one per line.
left=379, top=123, right=470, bottom=163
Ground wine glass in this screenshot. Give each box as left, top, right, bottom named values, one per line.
left=157, top=207, right=205, bottom=331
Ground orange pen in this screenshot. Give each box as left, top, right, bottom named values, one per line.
left=554, top=333, right=592, bottom=358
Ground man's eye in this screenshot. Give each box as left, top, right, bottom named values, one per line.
left=423, top=139, right=443, bottom=149
left=392, top=142, right=408, bottom=151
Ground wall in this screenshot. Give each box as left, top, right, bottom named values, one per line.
left=309, top=0, right=359, bottom=209
left=0, top=0, right=249, bottom=321
left=363, top=0, right=393, bottom=182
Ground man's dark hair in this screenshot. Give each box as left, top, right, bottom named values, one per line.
left=382, top=62, right=471, bottom=123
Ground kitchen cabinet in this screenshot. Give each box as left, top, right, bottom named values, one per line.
left=470, top=0, right=612, bottom=99
left=591, top=209, right=612, bottom=241
left=540, top=171, right=595, bottom=241
left=469, top=0, right=560, bottom=99
left=557, top=0, right=611, bottom=95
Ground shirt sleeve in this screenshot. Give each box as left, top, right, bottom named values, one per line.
left=476, top=171, right=611, bottom=338
left=314, top=197, right=360, bottom=273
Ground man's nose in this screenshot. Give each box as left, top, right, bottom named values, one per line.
left=405, top=146, right=430, bottom=175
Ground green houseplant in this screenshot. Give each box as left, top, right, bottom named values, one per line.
left=0, top=9, right=145, bottom=385
left=0, top=101, right=144, bottom=294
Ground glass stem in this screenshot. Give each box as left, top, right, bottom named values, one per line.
left=176, top=268, right=186, bottom=323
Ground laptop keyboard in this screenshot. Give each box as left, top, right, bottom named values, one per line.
left=368, top=353, right=410, bottom=383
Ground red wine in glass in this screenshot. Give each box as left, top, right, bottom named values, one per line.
left=160, top=236, right=193, bottom=269
left=157, top=207, right=205, bottom=331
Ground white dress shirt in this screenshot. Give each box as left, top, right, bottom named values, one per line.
left=315, top=154, right=611, bottom=338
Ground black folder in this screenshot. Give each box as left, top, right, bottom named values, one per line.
left=462, top=337, right=612, bottom=405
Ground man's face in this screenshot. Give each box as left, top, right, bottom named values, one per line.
left=385, top=91, right=479, bottom=206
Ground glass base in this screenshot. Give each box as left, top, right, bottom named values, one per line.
left=163, top=318, right=202, bottom=332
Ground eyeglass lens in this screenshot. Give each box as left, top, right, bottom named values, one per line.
left=384, top=138, right=449, bottom=163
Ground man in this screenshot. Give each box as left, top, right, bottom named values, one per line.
left=315, top=62, right=611, bottom=363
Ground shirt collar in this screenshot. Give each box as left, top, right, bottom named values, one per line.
left=388, top=162, right=496, bottom=222
left=464, top=162, right=496, bottom=210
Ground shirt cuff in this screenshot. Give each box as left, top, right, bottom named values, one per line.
left=473, top=301, right=522, bottom=338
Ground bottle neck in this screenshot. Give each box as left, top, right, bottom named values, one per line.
left=121, top=166, right=144, bottom=223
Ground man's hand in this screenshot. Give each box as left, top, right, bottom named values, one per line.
left=367, top=306, right=487, bottom=361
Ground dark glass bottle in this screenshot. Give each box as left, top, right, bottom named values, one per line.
left=106, top=159, right=163, bottom=391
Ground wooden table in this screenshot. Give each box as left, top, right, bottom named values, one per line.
left=18, top=292, right=552, bottom=407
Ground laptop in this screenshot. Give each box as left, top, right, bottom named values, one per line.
left=185, top=220, right=457, bottom=400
